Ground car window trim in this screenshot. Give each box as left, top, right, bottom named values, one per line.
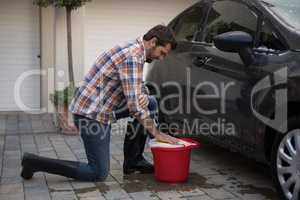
left=173, top=1, right=210, bottom=43
left=196, top=0, right=213, bottom=42
left=256, top=15, right=289, bottom=52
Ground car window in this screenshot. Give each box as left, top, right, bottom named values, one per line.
left=262, top=0, right=300, bottom=31
left=204, top=0, right=258, bottom=44
left=258, top=20, right=287, bottom=51
left=173, top=4, right=206, bottom=42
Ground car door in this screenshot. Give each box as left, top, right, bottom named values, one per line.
left=150, top=2, right=209, bottom=132
left=189, top=0, right=264, bottom=147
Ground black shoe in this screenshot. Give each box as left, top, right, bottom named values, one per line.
left=20, top=152, right=81, bottom=180
left=123, top=157, right=154, bottom=174
left=21, top=153, right=35, bottom=179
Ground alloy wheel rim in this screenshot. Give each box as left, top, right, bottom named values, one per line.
left=277, top=129, right=300, bottom=200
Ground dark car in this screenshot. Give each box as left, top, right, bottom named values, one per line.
left=143, top=0, right=300, bottom=199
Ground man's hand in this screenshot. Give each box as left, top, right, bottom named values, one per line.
left=138, top=94, right=149, bottom=110
left=155, top=132, right=180, bottom=145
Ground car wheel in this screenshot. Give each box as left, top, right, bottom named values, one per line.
left=271, top=121, right=300, bottom=200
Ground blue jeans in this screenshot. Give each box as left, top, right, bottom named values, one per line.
left=73, top=115, right=111, bottom=181
left=73, top=96, right=158, bottom=181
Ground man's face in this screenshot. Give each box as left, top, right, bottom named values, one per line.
left=146, top=43, right=172, bottom=63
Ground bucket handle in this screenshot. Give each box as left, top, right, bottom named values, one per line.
left=180, top=138, right=200, bottom=149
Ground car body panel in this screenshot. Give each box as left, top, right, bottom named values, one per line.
left=145, top=0, right=300, bottom=164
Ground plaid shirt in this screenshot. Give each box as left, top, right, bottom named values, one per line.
left=69, top=37, right=150, bottom=124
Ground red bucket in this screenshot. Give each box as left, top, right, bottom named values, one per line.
left=151, top=138, right=200, bottom=183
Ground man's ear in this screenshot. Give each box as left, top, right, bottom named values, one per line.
left=150, top=37, right=158, bottom=48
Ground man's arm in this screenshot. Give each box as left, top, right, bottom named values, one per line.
left=117, top=56, right=179, bottom=144
left=117, top=56, right=149, bottom=120
left=135, top=115, right=179, bottom=144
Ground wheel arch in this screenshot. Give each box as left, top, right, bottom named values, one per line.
left=264, top=101, right=300, bottom=162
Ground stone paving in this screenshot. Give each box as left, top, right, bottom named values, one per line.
left=0, top=112, right=280, bottom=200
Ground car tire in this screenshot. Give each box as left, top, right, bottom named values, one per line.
left=271, top=118, right=300, bottom=200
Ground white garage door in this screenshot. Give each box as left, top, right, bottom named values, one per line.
left=84, top=0, right=198, bottom=73
left=0, top=0, right=40, bottom=111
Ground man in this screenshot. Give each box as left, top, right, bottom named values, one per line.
left=20, top=25, right=179, bottom=181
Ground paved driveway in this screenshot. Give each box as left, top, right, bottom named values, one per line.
left=0, top=113, right=279, bottom=200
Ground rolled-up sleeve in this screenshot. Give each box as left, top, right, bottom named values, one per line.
left=117, top=56, right=150, bottom=120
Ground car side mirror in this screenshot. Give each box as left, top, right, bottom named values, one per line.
left=213, top=31, right=255, bottom=66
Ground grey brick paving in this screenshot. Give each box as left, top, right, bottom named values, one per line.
left=129, top=191, right=160, bottom=200
left=0, top=112, right=280, bottom=200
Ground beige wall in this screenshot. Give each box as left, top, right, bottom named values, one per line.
left=41, top=0, right=198, bottom=111
left=84, top=0, right=198, bottom=78
left=40, top=7, right=55, bottom=113
left=54, top=0, right=198, bottom=86
left=40, top=6, right=84, bottom=113
left=55, top=7, right=85, bottom=89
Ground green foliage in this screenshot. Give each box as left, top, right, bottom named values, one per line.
left=34, top=0, right=91, bottom=10
left=50, top=86, right=77, bottom=106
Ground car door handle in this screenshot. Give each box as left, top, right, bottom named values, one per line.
left=193, top=56, right=212, bottom=67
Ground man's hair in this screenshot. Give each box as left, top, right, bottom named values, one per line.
left=143, top=25, right=177, bottom=50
